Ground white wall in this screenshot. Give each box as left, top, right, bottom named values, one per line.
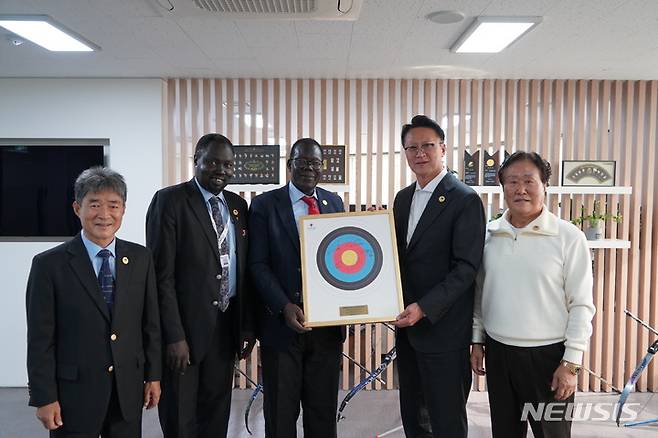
left=0, top=78, right=164, bottom=386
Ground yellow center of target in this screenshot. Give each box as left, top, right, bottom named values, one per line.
left=341, top=250, right=359, bottom=266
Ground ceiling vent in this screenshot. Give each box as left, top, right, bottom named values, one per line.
left=165, top=0, right=362, bottom=20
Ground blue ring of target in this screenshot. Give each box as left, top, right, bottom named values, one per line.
left=324, top=234, right=375, bottom=283
left=316, top=227, right=383, bottom=291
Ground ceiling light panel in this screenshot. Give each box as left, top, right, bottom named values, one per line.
left=452, top=17, right=541, bottom=53
left=0, top=15, right=98, bottom=52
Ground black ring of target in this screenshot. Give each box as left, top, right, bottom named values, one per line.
left=316, top=226, right=383, bottom=290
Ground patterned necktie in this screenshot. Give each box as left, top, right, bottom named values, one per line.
left=209, top=196, right=230, bottom=312
left=302, top=196, right=320, bottom=215
left=97, top=249, right=114, bottom=314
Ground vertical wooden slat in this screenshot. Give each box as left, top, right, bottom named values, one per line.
left=179, top=79, right=189, bottom=180
left=492, top=80, right=503, bottom=216
left=631, top=81, right=647, bottom=391
left=529, top=80, right=539, bottom=150
left=320, top=79, right=327, bottom=145
left=376, top=79, right=384, bottom=208
left=202, top=79, right=211, bottom=134
left=517, top=80, right=527, bottom=151
left=446, top=80, right=456, bottom=180
left=190, top=79, right=200, bottom=175
left=588, top=80, right=603, bottom=392
left=342, top=79, right=351, bottom=390
left=400, top=80, right=409, bottom=187
left=458, top=80, right=467, bottom=177
left=165, top=79, right=176, bottom=185
left=549, top=80, right=563, bottom=214
left=623, top=80, right=640, bottom=387
left=366, top=80, right=374, bottom=209
left=611, top=80, right=626, bottom=390
left=599, top=80, right=616, bottom=392
left=647, top=81, right=658, bottom=389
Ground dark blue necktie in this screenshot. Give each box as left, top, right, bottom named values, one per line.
left=97, top=249, right=114, bottom=314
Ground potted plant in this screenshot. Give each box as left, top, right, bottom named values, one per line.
left=572, top=200, right=622, bottom=240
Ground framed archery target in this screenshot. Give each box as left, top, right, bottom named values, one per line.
left=300, top=210, right=404, bottom=327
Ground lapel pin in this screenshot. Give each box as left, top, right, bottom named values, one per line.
left=242, top=229, right=247, bottom=237
left=322, top=199, right=328, bottom=206
left=122, top=256, right=129, bottom=265
left=232, top=209, right=239, bottom=216
left=438, top=195, right=446, bottom=203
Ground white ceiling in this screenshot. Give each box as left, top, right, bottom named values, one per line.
left=1, top=0, right=657, bottom=79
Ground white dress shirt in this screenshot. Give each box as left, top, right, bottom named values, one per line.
left=406, top=168, right=448, bottom=244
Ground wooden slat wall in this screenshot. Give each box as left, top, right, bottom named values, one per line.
left=165, top=78, right=658, bottom=392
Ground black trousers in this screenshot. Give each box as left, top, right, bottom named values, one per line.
left=396, top=329, right=471, bottom=438
left=485, top=336, right=574, bottom=438
left=260, top=327, right=342, bottom=438
left=51, top=380, right=141, bottom=438
left=158, top=304, right=236, bottom=438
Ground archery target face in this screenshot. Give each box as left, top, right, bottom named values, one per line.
left=316, top=227, right=383, bottom=290
left=300, top=211, right=403, bottom=326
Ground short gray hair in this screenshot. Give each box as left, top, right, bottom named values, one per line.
left=74, top=166, right=127, bottom=204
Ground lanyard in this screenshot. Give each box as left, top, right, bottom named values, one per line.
left=217, top=218, right=229, bottom=247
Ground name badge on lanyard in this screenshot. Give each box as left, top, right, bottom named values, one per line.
left=220, top=254, right=230, bottom=268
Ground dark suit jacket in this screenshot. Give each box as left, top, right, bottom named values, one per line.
left=26, top=235, right=161, bottom=432
left=248, top=183, right=345, bottom=351
left=146, top=179, right=253, bottom=363
left=393, top=172, right=486, bottom=353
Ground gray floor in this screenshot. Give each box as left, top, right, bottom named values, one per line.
left=2, top=388, right=657, bottom=437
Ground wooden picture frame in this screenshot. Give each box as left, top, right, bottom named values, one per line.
left=299, top=210, right=404, bottom=327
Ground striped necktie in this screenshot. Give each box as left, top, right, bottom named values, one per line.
left=209, top=196, right=230, bottom=312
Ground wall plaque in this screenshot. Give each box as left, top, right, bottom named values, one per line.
left=232, top=145, right=280, bottom=184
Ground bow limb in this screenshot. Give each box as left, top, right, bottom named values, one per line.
left=337, top=347, right=397, bottom=423
left=341, top=352, right=387, bottom=386
left=245, top=383, right=264, bottom=435
left=616, top=339, right=658, bottom=426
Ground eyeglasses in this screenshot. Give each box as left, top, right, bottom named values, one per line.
left=403, top=142, right=443, bottom=154
left=293, top=158, right=323, bottom=169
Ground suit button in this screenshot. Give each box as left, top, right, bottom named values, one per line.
left=212, top=300, right=219, bottom=307
left=110, top=333, right=117, bottom=341
left=216, top=274, right=222, bottom=280
left=108, top=365, right=114, bottom=373
left=297, top=268, right=301, bottom=272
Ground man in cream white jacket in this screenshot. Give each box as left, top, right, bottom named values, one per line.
left=471, top=151, right=595, bottom=438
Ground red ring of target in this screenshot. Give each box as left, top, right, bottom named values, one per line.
left=332, top=242, right=366, bottom=274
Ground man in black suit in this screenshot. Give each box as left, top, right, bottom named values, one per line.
left=393, top=115, right=486, bottom=437
left=146, top=134, right=255, bottom=438
left=26, top=166, right=161, bottom=438
left=249, top=138, right=344, bottom=438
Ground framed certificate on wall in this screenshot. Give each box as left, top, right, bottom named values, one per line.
left=320, top=145, right=347, bottom=184
left=299, top=210, right=404, bottom=327
left=232, top=145, right=280, bottom=184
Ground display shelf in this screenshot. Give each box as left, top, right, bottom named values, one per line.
left=470, top=185, right=632, bottom=195
left=227, top=183, right=351, bottom=193
left=587, top=239, right=631, bottom=249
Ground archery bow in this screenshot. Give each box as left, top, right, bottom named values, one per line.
left=615, top=338, right=658, bottom=426
left=337, top=346, right=397, bottom=423
left=616, top=310, right=658, bottom=427
left=342, top=352, right=387, bottom=386
left=234, top=365, right=263, bottom=435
